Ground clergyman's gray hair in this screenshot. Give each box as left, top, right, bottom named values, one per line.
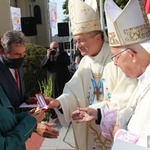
left=89, top=30, right=104, bottom=41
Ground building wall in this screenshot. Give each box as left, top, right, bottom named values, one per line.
left=0, top=0, right=12, bottom=36
left=30, top=0, right=52, bottom=47
left=17, top=0, right=52, bottom=47
left=1, top=0, right=52, bottom=47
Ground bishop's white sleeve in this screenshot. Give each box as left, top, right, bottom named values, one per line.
left=113, top=121, right=150, bottom=148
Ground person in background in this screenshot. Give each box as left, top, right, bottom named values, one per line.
left=41, top=41, right=71, bottom=120
left=45, top=0, right=138, bottom=149
left=0, top=84, right=46, bottom=150
left=69, top=54, right=81, bottom=76
left=41, top=41, right=71, bottom=99
left=72, top=0, right=150, bottom=148
left=0, top=30, right=59, bottom=138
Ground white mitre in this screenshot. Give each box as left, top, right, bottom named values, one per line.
left=68, top=0, right=101, bottom=35
left=105, top=0, right=150, bottom=54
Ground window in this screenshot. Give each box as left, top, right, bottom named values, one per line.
left=34, top=5, right=42, bottom=24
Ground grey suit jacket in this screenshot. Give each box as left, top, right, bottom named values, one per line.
left=0, top=56, right=29, bottom=113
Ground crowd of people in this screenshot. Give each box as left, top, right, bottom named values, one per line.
left=0, top=0, right=149, bottom=150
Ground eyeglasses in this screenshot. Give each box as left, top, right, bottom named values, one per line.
left=73, top=34, right=97, bottom=45
left=111, top=48, right=128, bottom=62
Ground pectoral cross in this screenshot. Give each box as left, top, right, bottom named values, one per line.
left=131, top=99, right=138, bottom=114
left=131, top=106, right=136, bottom=114
left=131, top=84, right=150, bottom=114
left=93, top=87, right=102, bottom=102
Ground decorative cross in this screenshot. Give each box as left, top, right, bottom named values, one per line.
left=131, top=99, right=138, bottom=114
left=93, top=87, right=102, bottom=102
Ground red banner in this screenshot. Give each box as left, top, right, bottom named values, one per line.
left=144, top=0, right=150, bottom=14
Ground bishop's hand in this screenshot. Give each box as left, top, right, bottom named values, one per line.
left=45, top=97, right=61, bottom=109
left=72, top=107, right=97, bottom=123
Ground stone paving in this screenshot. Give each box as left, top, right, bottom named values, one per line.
left=40, top=119, right=76, bottom=150
left=26, top=119, right=76, bottom=150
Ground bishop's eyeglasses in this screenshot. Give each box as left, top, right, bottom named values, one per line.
left=111, top=48, right=137, bottom=62
left=73, top=34, right=98, bottom=45
left=111, top=48, right=128, bottom=61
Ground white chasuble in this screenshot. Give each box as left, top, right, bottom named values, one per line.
left=55, top=42, right=138, bottom=150
left=127, top=65, right=150, bottom=147
left=113, top=64, right=150, bottom=148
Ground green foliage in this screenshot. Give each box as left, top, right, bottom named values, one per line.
left=114, top=0, right=129, bottom=9
left=38, top=76, right=53, bottom=97
left=23, top=43, right=47, bottom=96
left=62, top=0, right=69, bottom=15
left=62, top=16, right=70, bottom=22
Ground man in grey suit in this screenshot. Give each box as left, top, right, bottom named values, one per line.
left=0, top=31, right=28, bottom=113
left=0, top=30, right=59, bottom=138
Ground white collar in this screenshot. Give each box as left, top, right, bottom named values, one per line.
left=138, top=64, right=150, bottom=84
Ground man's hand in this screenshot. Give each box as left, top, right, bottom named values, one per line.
left=30, top=110, right=45, bottom=123
left=36, top=122, right=59, bottom=138
left=28, top=108, right=36, bottom=115
left=72, top=107, right=97, bottom=123
left=47, top=49, right=51, bottom=57
left=54, top=51, right=59, bottom=57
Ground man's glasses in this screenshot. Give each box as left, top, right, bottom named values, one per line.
left=73, top=34, right=97, bottom=45
left=111, top=48, right=128, bottom=61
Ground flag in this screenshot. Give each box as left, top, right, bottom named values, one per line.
left=144, top=0, right=150, bottom=14
left=10, top=7, right=21, bottom=31
left=49, top=2, right=57, bottom=28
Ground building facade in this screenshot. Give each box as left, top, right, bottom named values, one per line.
left=0, top=0, right=52, bottom=47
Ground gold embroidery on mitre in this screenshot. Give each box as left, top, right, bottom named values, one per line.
left=108, top=32, right=119, bottom=45
left=81, top=6, right=90, bottom=15
left=73, top=21, right=101, bottom=35
left=138, top=0, right=149, bottom=23
left=124, top=0, right=150, bottom=43
left=69, top=0, right=101, bottom=35
left=124, top=24, right=150, bottom=43
left=73, top=22, right=94, bottom=34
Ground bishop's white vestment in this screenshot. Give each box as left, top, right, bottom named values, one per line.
left=112, top=64, right=150, bottom=148
left=55, top=42, right=138, bottom=150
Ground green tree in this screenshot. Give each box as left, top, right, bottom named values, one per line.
left=114, top=0, right=129, bottom=9
left=62, top=0, right=69, bottom=15
left=23, top=43, right=47, bottom=96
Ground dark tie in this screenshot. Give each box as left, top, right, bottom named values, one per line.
left=15, top=69, right=20, bottom=90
